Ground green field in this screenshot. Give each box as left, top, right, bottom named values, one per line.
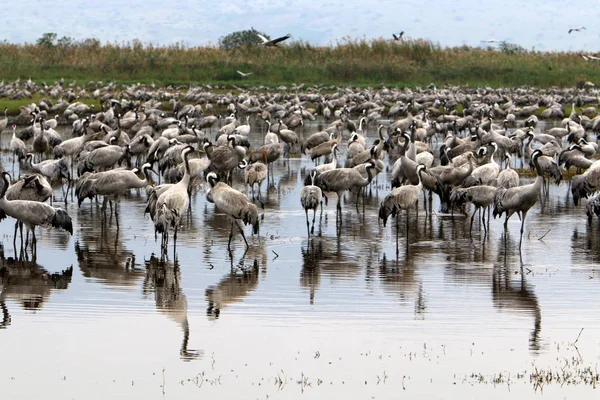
left=0, top=38, right=597, bottom=89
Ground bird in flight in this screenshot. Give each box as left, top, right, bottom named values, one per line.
left=569, top=26, right=586, bottom=34
left=392, top=31, right=404, bottom=41
left=257, top=33, right=291, bottom=47
left=481, top=39, right=503, bottom=43
left=237, top=70, right=253, bottom=77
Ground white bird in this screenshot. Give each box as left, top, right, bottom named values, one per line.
left=257, top=33, right=291, bottom=47
left=237, top=70, right=253, bottom=77
left=569, top=26, right=586, bottom=34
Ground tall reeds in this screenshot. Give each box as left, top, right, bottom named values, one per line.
left=0, top=38, right=598, bottom=87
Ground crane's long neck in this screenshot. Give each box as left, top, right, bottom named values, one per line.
left=416, top=170, right=424, bottom=191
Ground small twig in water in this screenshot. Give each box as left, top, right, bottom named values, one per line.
left=272, top=250, right=279, bottom=259
left=538, top=229, right=551, bottom=241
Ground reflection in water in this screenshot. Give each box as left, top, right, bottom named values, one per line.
left=300, top=239, right=322, bottom=305
left=75, top=218, right=144, bottom=286
left=379, top=246, right=426, bottom=318
left=0, top=252, right=73, bottom=329
left=494, top=233, right=542, bottom=352
left=205, top=257, right=261, bottom=319
left=143, top=255, right=202, bottom=361
left=571, top=222, right=600, bottom=265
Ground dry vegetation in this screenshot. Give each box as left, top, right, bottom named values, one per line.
left=1, top=38, right=599, bottom=87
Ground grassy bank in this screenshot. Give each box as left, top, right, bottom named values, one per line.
left=0, top=38, right=598, bottom=88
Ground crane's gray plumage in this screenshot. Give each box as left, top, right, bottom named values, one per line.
left=315, top=161, right=376, bottom=212
left=153, top=146, right=194, bottom=249
left=571, top=159, right=600, bottom=205
left=10, top=125, right=27, bottom=163
left=239, top=159, right=267, bottom=203
left=463, top=142, right=500, bottom=187
left=76, top=163, right=155, bottom=209
left=493, top=150, right=544, bottom=246
left=300, top=170, right=323, bottom=235
left=497, top=153, right=520, bottom=189
left=379, top=165, right=425, bottom=229
left=0, top=171, right=72, bottom=249
left=450, top=185, right=497, bottom=235
left=206, top=172, right=259, bottom=249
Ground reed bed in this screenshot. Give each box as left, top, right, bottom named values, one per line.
left=0, top=38, right=598, bottom=87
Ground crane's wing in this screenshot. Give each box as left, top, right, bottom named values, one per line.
left=270, top=33, right=291, bottom=44
left=256, top=33, right=269, bottom=44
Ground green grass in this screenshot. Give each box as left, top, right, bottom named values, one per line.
left=1, top=38, right=599, bottom=89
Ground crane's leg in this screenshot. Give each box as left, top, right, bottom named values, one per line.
left=235, top=220, right=249, bottom=248
left=30, top=227, right=36, bottom=248
left=13, top=222, right=18, bottom=249
left=469, top=208, right=477, bottom=237
left=228, top=221, right=235, bottom=250
left=257, top=182, right=264, bottom=209
left=312, top=208, right=317, bottom=235
left=305, top=209, right=310, bottom=237
left=519, top=211, right=528, bottom=248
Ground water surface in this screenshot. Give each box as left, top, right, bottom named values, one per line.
left=0, top=120, right=599, bottom=399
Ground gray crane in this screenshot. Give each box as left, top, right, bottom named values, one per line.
left=497, top=153, right=520, bottom=189
left=32, top=117, right=49, bottom=162
left=76, top=163, right=155, bottom=218
left=463, top=142, right=500, bottom=187
left=0, top=171, right=72, bottom=250
left=493, top=149, right=544, bottom=247
left=239, top=159, right=267, bottom=205
left=78, top=137, right=128, bottom=175
left=9, top=125, right=27, bottom=167
left=379, top=164, right=425, bottom=235
left=153, top=146, right=194, bottom=250
left=300, top=170, right=323, bottom=236
left=206, top=172, right=260, bottom=250
left=571, top=159, right=600, bottom=205
left=450, top=185, right=497, bottom=236
left=314, top=144, right=339, bottom=173
left=314, top=161, right=376, bottom=214
left=204, top=136, right=246, bottom=184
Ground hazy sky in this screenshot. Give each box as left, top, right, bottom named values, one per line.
left=3, top=1, right=599, bottom=52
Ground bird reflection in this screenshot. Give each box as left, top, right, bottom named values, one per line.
left=494, top=232, right=542, bottom=352
left=143, top=255, right=202, bottom=361
left=571, top=223, right=600, bottom=265
left=205, top=256, right=261, bottom=319
left=300, top=239, right=322, bottom=304
left=75, top=219, right=144, bottom=286
left=379, top=246, right=426, bottom=318
left=0, top=251, right=73, bottom=329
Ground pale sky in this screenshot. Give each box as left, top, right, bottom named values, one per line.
left=2, top=1, right=599, bottom=52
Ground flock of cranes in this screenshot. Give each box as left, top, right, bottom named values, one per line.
left=1, top=79, right=600, bottom=257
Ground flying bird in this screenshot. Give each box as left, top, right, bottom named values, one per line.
left=569, top=26, right=586, bottom=34
left=257, top=33, right=291, bottom=47
left=581, top=54, right=600, bottom=61
left=392, top=31, right=404, bottom=41
left=237, top=70, right=253, bottom=77
left=481, top=39, right=502, bottom=44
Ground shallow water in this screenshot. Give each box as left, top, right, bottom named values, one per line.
left=1, top=119, right=600, bottom=399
